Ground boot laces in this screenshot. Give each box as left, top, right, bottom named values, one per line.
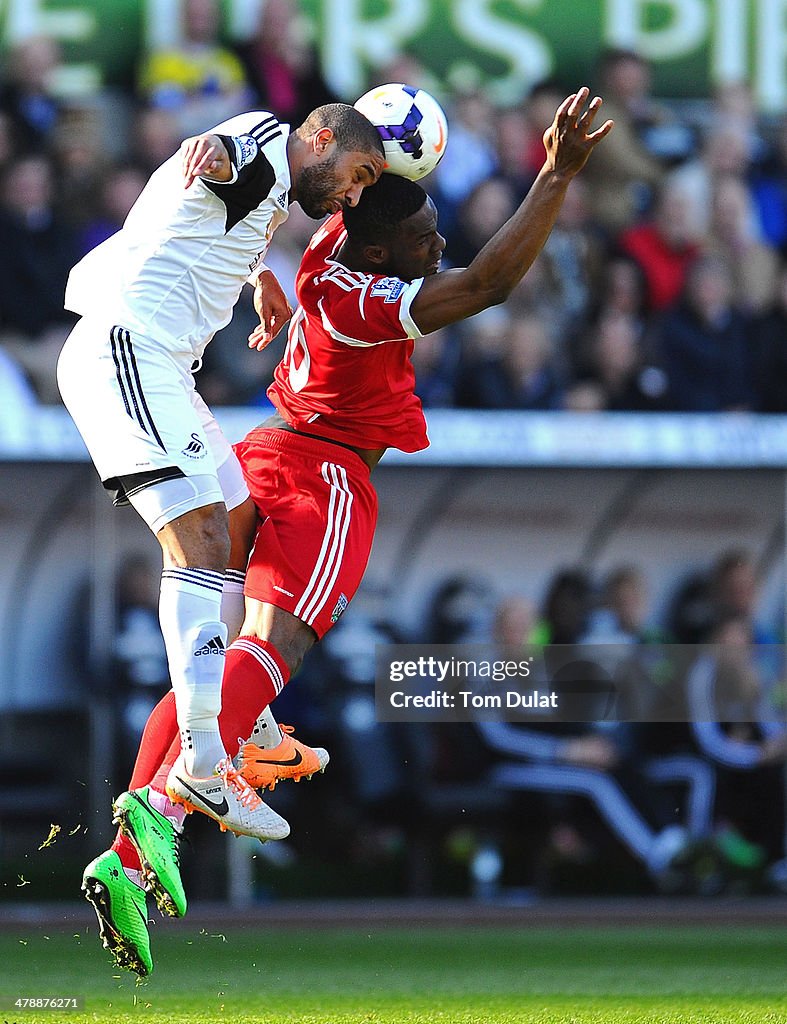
left=216, top=757, right=262, bottom=811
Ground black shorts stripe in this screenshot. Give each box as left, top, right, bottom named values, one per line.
left=115, top=329, right=149, bottom=438
left=122, top=329, right=167, bottom=451
left=110, top=327, right=133, bottom=419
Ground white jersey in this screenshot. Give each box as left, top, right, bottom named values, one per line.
left=65, top=111, right=291, bottom=358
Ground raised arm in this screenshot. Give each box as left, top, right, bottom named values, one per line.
left=409, top=88, right=613, bottom=335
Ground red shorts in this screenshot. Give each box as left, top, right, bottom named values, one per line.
left=234, top=428, right=378, bottom=638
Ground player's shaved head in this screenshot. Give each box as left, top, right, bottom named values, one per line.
left=296, top=103, right=384, bottom=158
left=343, top=173, right=428, bottom=245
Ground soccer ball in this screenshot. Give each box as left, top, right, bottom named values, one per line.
left=354, top=83, right=448, bottom=181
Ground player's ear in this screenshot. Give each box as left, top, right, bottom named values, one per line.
left=312, top=127, right=335, bottom=155
left=364, top=244, right=387, bottom=266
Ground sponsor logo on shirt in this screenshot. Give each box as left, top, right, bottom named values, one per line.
left=371, top=277, right=406, bottom=303
left=276, top=191, right=287, bottom=209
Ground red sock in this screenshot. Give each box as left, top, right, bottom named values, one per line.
left=111, top=831, right=141, bottom=871
left=219, top=637, right=290, bottom=756
left=150, top=638, right=291, bottom=785
left=128, top=690, right=178, bottom=790
left=151, top=734, right=182, bottom=792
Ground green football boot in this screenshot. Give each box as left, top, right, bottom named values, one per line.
left=113, top=786, right=187, bottom=918
left=82, top=850, right=153, bottom=977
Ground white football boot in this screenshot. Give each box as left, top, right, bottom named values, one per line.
left=166, top=753, right=290, bottom=841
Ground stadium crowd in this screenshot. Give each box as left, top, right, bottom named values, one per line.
left=0, top=1, right=786, bottom=412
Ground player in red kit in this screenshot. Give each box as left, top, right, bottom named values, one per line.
left=96, top=89, right=612, bottom=974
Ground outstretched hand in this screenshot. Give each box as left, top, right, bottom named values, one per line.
left=543, top=87, right=614, bottom=179
left=248, top=269, right=293, bottom=351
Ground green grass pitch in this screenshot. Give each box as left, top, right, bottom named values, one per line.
left=1, top=924, right=785, bottom=1023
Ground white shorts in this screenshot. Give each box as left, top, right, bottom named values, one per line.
left=57, top=318, right=248, bottom=518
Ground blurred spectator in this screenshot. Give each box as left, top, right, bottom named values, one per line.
left=711, top=81, right=767, bottom=165
left=539, top=178, right=605, bottom=343
left=752, top=115, right=787, bottom=254
left=138, top=0, right=253, bottom=136
left=753, top=261, right=787, bottom=411
left=710, top=549, right=778, bottom=646
left=0, top=111, right=16, bottom=171
left=593, top=255, right=648, bottom=322
left=0, top=154, right=77, bottom=400
left=582, top=48, right=666, bottom=234
left=532, top=568, right=594, bottom=645
left=238, top=0, right=337, bottom=129
left=410, top=326, right=461, bottom=408
left=493, top=594, right=538, bottom=649
left=655, top=255, right=753, bottom=411
left=576, top=311, right=667, bottom=411
left=78, top=165, right=146, bottom=255
left=600, top=47, right=692, bottom=163
left=495, top=106, right=536, bottom=200
left=0, top=35, right=63, bottom=153
left=605, top=566, right=660, bottom=642
left=618, top=184, right=701, bottom=311
left=433, top=90, right=499, bottom=226
left=132, top=107, right=183, bottom=174
left=687, top=614, right=787, bottom=870
left=521, top=80, right=566, bottom=181
left=460, top=312, right=563, bottom=410
left=445, top=175, right=517, bottom=269
left=582, top=565, right=668, bottom=646
left=666, top=124, right=752, bottom=243
left=705, top=175, right=779, bottom=314
left=51, top=108, right=110, bottom=230
left=668, top=571, right=717, bottom=646
left=426, top=575, right=495, bottom=645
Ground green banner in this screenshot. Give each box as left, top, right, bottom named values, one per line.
left=2, top=0, right=786, bottom=112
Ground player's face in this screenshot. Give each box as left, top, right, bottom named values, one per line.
left=297, top=149, right=384, bottom=219
left=384, top=198, right=445, bottom=281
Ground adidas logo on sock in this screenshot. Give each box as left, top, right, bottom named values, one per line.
left=195, top=636, right=226, bottom=657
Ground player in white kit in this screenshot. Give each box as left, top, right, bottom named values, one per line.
left=58, top=105, right=385, bottom=845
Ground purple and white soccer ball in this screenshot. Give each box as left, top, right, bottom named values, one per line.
left=354, top=83, right=448, bottom=182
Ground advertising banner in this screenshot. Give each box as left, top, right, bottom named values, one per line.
left=1, top=0, right=787, bottom=111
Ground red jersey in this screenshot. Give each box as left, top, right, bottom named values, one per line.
left=267, top=213, right=429, bottom=452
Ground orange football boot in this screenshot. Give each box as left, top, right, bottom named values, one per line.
left=238, top=725, right=330, bottom=791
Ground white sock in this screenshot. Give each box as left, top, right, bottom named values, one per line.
left=159, top=567, right=227, bottom=776
left=221, top=569, right=246, bottom=642
left=249, top=705, right=283, bottom=749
